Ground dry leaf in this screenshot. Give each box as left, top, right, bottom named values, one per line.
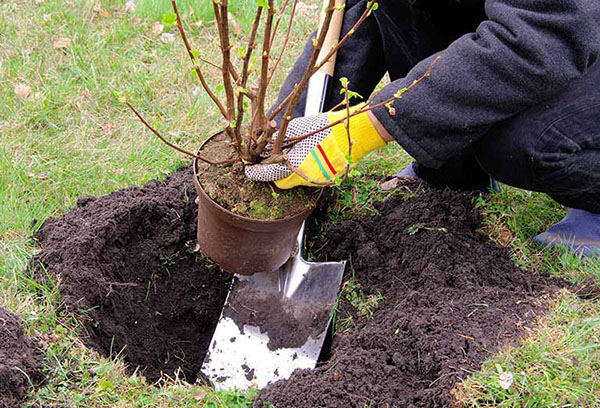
left=498, top=371, right=514, bottom=390
left=53, top=37, right=71, bottom=49
left=296, top=2, right=318, bottom=16
left=152, top=22, right=164, bottom=35
left=159, top=33, right=175, bottom=44
left=228, top=12, right=243, bottom=36
left=28, top=171, right=49, bottom=181
left=43, top=13, right=51, bottom=22
left=194, top=389, right=206, bottom=401
left=101, top=122, right=119, bottom=136
left=124, top=1, right=136, bottom=13
left=192, top=86, right=202, bottom=97
left=380, top=178, right=400, bottom=191
left=93, top=3, right=112, bottom=18
left=14, top=83, right=32, bottom=100
left=82, top=89, right=92, bottom=99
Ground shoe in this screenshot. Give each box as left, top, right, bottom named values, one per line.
left=382, top=162, right=499, bottom=193
left=395, top=162, right=422, bottom=180
left=534, top=209, right=600, bottom=258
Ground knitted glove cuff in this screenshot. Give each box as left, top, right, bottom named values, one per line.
left=327, top=104, right=387, bottom=163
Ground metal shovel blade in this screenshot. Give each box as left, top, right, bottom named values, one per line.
left=200, top=222, right=345, bottom=390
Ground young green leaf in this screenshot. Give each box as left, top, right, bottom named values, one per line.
left=161, top=12, right=177, bottom=27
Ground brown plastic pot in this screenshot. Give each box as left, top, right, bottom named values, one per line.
left=192, top=134, right=317, bottom=276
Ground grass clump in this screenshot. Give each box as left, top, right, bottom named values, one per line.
left=456, top=292, right=600, bottom=407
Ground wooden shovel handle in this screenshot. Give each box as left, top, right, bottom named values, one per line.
left=316, top=0, right=346, bottom=77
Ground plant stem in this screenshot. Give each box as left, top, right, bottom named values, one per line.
left=212, top=1, right=242, bottom=156
left=267, top=0, right=299, bottom=88
left=264, top=0, right=337, bottom=156
left=125, top=102, right=235, bottom=165
left=236, top=6, right=263, bottom=151
left=170, top=0, right=228, bottom=119
left=251, top=0, right=276, bottom=153
left=273, top=56, right=441, bottom=149
left=267, top=0, right=378, bottom=124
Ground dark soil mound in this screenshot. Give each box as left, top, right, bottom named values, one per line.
left=32, top=166, right=232, bottom=382
left=257, top=186, right=563, bottom=408
left=0, top=308, right=44, bottom=408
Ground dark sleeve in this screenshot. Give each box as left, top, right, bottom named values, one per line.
left=373, top=0, right=600, bottom=169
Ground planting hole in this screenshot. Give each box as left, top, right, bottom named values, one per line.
left=33, top=167, right=231, bottom=383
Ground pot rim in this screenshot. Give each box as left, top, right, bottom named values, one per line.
left=193, top=132, right=321, bottom=225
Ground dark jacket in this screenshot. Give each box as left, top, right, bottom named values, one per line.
left=373, top=0, right=600, bottom=169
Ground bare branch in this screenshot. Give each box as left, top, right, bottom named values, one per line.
left=235, top=6, right=263, bottom=149
left=311, top=0, right=378, bottom=76
left=268, top=0, right=371, bottom=123
left=126, top=102, right=236, bottom=166
left=269, top=0, right=292, bottom=49
left=342, top=80, right=352, bottom=178
left=170, top=0, right=228, bottom=119
left=212, top=1, right=242, bottom=154
left=267, top=0, right=299, bottom=87
left=273, top=56, right=441, bottom=149
left=251, top=0, right=276, bottom=143
left=261, top=0, right=337, bottom=156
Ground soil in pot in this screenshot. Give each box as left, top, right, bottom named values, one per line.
left=255, top=184, right=566, bottom=408
left=0, top=308, right=45, bottom=408
left=196, top=132, right=316, bottom=220
left=32, top=166, right=232, bottom=383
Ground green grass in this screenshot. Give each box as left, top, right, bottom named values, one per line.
left=0, top=0, right=598, bottom=407
left=457, top=292, right=600, bottom=407
left=135, top=0, right=260, bottom=28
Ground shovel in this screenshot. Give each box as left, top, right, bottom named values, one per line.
left=200, top=223, right=345, bottom=390
left=200, top=0, right=347, bottom=390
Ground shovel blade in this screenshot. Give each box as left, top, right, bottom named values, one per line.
left=200, top=231, right=345, bottom=390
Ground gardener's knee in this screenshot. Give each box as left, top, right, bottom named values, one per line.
left=475, top=97, right=600, bottom=196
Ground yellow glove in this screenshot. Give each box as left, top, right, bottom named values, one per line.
left=245, top=104, right=387, bottom=189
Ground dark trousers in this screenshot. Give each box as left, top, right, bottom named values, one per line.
left=273, top=0, right=600, bottom=213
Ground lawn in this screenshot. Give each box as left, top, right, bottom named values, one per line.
left=0, top=0, right=598, bottom=406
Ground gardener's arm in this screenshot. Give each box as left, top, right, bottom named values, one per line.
left=247, top=0, right=600, bottom=188
left=374, top=0, right=600, bottom=168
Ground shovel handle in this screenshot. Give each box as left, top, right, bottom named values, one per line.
left=316, top=0, right=346, bottom=77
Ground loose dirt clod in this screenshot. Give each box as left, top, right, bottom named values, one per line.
left=33, top=166, right=232, bottom=382
left=0, top=308, right=44, bottom=408
left=256, top=185, right=564, bottom=407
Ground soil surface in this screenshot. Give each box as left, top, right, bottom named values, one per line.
left=196, top=132, right=316, bottom=220
left=224, top=280, right=331, bottom=351
left=256, top=184, right=564, bottom=408
left=32, top=166, right=232, bottom=382
left=0, top=308, right=44, bottom=408
left=31, top=166, right=564, bottom=403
